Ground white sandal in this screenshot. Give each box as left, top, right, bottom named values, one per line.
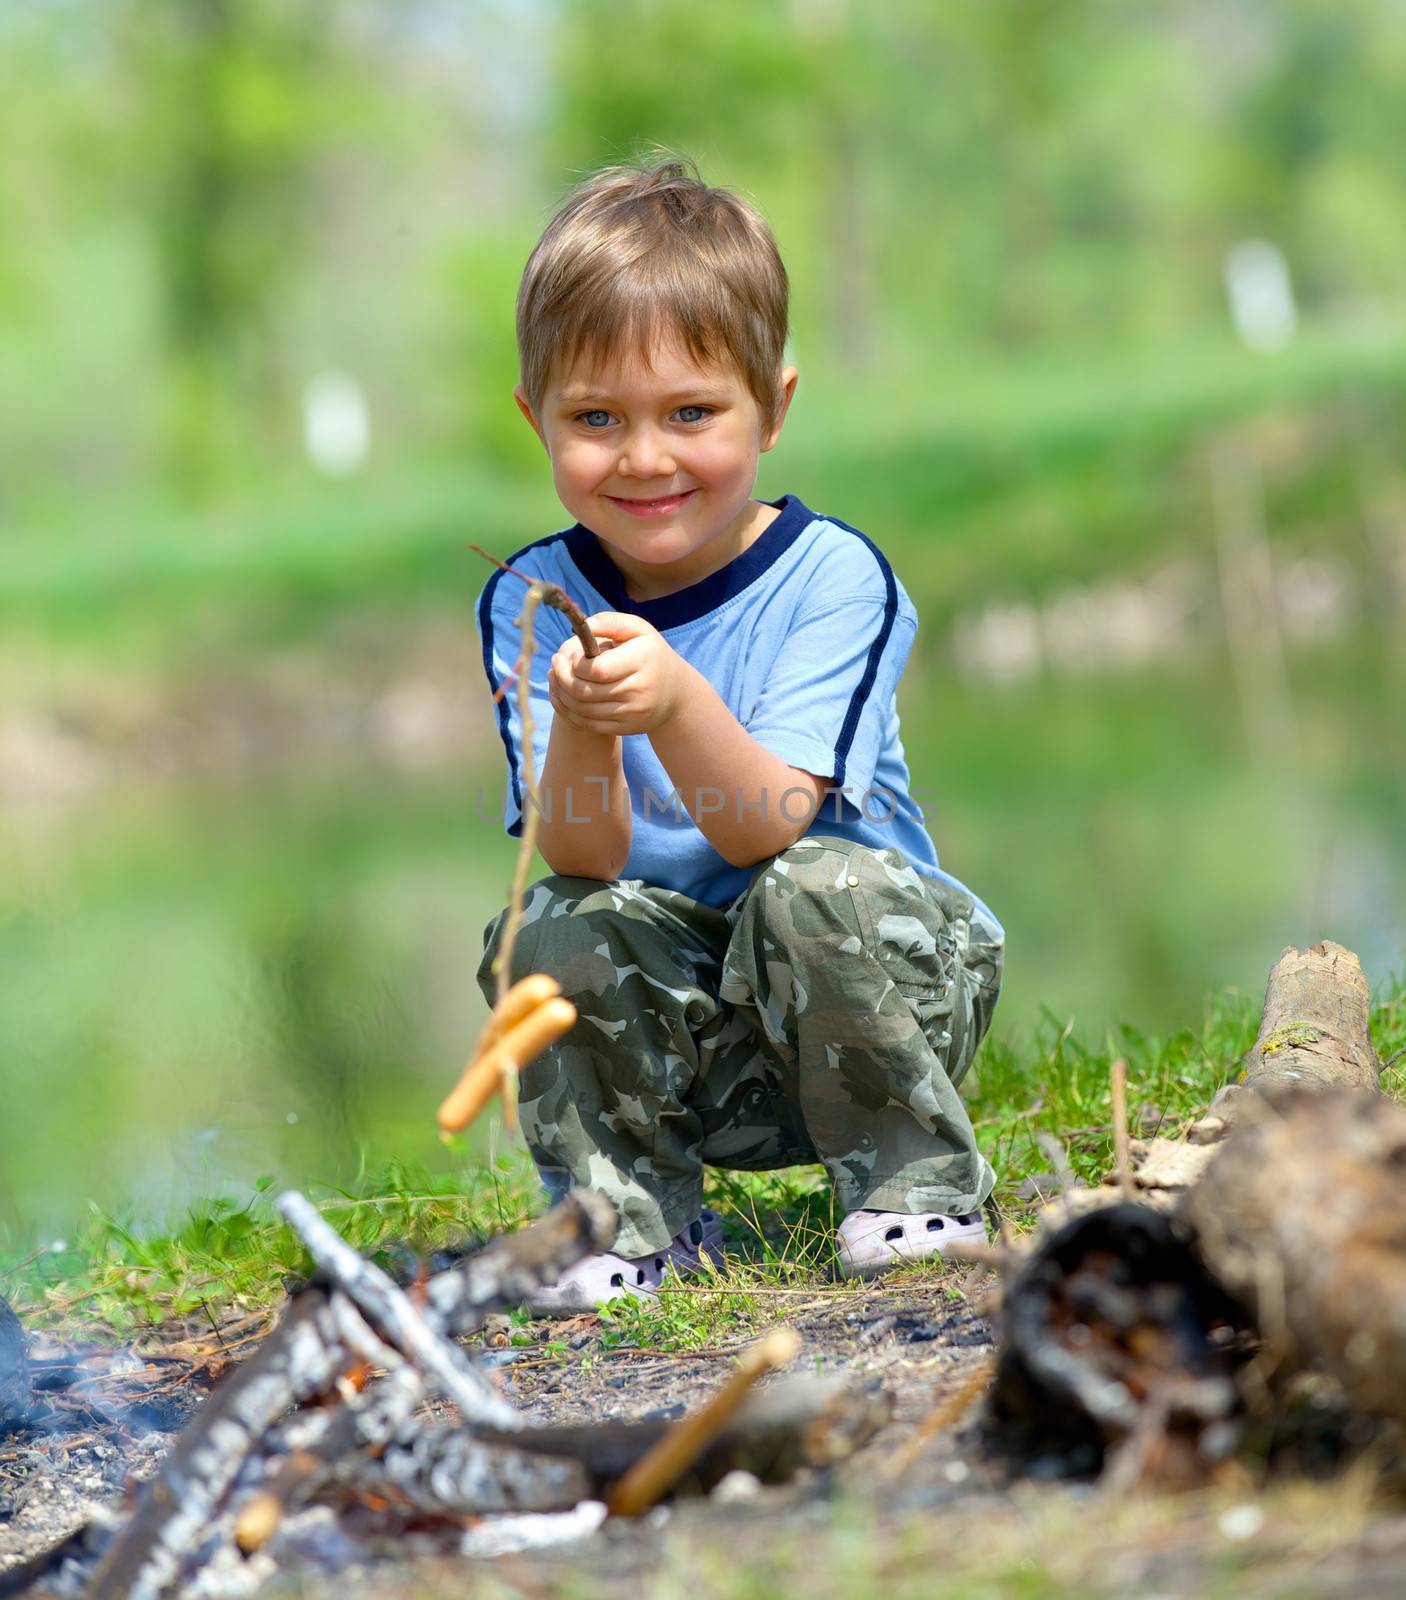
left=835, top=1208, right=986, bottom=1279
left=526, top=1209, right=724, bottom=1313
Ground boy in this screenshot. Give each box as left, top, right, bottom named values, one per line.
left=476, top=159, right=1003, bottom=1308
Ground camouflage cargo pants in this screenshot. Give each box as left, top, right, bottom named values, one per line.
left=477, top=835, right=1003, bottom=1257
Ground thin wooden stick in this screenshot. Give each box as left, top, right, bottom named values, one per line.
left=471, top=544, right=600, bottom=659
left=606, top=1327, right=801, bottom=1516
left=1111, top=1057, right=1135, bottom=1200
left=881, top=1357, right=994, bottom=1480
left=468, top=546, right=602, bottom=1134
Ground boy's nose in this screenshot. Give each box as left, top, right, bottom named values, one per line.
left=617, top=425, right=676, bottom=479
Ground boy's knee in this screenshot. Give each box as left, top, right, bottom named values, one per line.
left=477, top=873, right=605, bottom=994
left=737, top=836, right=971, bottom=981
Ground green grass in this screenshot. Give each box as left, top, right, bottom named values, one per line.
left=7, top=981, right=1404, bottom=1343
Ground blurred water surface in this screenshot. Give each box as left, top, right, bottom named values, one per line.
left=5, top=625, right=1402, bottom=1240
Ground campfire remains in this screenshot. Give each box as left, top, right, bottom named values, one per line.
left=1, top=1192, right=886, bottom=1600
left=983, top=940, right=1406, bottom=1484
left=4, top=938, right=1406, bottom=1596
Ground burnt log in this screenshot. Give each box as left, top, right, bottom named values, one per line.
left=277, top=1191, right=519, bottom=1430
left=1182, top=1088, right=1406, bottom=1426
left=986, top=1204, right=1249, bottom=1482
left=82, top=1193, right=616, bottom=1600
left=0, top=1293, right=27, bottom=1427
left=345, top=1374, right=891, bottom=1517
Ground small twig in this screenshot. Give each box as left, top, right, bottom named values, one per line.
left=938, top=1240, right=1011, bottom=1271
left=881, top=1357, right=994, bottom=1480
left=1034, top=1132, right=1077, bottom=1196
left=0, top=1242, right=62, bottom=1282
left=471, top=544, right=600, bottom=659
left=495, top=587, right=544, bottom=1017
left=1098, top=1381, right=1173, bottom=1498
left=1383, top=1044, right=1406, bottom=1074
left=491, top=653, right=524, bottom=704
left=199, top=1299, right=229, bottom=1355
left=1111, top=1057, right=1135, bottom=1200
left=606, top=1327, right=802, bottom=1516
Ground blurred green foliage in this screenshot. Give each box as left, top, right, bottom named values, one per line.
left=3, top=1, right=1406, bottom=1239
left=3, top=0, right=1406, bottom=512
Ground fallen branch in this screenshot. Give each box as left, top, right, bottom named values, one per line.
left=607, top=1327, right=801, bottom=1516
left=476, top=1374, right=890, bottom=1498
left=882, top=1358, right=994, bottom=1480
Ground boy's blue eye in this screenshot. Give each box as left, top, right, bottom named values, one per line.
left=676, top=405, right=711, bottom=424
left=578, top=410, right=613, bottom=428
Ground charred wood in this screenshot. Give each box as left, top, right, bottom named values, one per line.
left=76, top=1194, right=616, bottom=1600
left=277, top=1191, right=519, bottom=1430
left=84, top=1289, right=342, bottom=1600
left=473, top=1376, right=891, bottom=1496
left=987, top=1203, right=1249, bottom=1483
left=340, top=1423, right=592, bottom=1517
left=0, top=1294, right=28, bottom=1428
left=423, top=1189, right=617, bottom=1336
left=1183, top=1088, right=1406, bottom=1426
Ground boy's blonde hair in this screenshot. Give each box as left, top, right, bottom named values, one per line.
left=517, top=157, right=790, bottom=427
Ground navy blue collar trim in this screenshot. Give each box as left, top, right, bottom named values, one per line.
left=562, top=494, right=815, bottom=630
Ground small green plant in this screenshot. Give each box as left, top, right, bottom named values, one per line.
left=597, top=1257, right=764, bottom=1353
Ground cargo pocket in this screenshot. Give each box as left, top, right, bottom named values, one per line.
left=845, top=846, right=961, bottom=1068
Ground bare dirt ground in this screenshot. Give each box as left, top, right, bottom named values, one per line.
left=6, top=1275, right=1406, bottom=1599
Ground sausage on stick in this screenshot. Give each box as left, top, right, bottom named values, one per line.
left=438, top=994, right=577, bottom=1134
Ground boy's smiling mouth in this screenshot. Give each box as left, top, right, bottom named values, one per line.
left=605, top=489, right=699, bottom=517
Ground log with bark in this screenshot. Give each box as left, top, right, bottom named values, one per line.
left=1183, top=1088, right=1406, bottom=1427
left=1189, top=940, right=1382, bottom=1142
left=1175, top=937, right=1406, bottom=1425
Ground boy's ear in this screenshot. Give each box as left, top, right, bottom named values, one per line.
left=513, top=385, right=549, bottom=454
left=761, top=366, right=799, bottom=453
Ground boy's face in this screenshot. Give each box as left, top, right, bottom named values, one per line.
left=515, top=334, right=798, bottom=601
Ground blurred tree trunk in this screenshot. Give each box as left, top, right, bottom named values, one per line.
left=116, top=0, right=333, bottom=497
left=820, top=100, right=876, bottom=374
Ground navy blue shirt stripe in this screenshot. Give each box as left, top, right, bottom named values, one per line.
left=823, top=515, right=900, bottom=789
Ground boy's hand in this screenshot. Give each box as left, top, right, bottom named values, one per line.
left=549, top=612, right=692, bottom=737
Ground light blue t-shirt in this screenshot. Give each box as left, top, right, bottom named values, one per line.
left=477, top=495, right=997, bottom=928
